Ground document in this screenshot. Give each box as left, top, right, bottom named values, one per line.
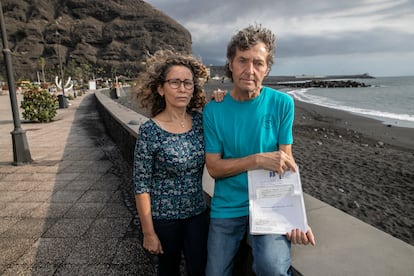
left=247, top=168, right=308, bottom=235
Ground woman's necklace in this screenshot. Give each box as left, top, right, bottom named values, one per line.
left=169, top=112, right=186, bottom=128
left=179, top=113, right=186, bottom=128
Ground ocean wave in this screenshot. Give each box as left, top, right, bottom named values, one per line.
left=287, top=88, right=414, bottom=127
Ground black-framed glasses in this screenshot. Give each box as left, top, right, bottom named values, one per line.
left=165, top=79, right=194, bottom=89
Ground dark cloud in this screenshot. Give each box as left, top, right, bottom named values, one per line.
left=146, top=0, right=414, bottom=76
left=278, top=29, right=414, bottom=57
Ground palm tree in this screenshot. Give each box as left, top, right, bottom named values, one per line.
left=38, top=57, right=46, bottom=83
left=111, top=66, right=118, bottom=79
left=81, top=63, right=92, bottom=81
left=97, top=67, right=105, bottom=78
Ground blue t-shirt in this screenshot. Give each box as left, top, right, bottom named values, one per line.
left=134, top=111, right=206, bottom=220
left=203, top=86, right=294, bottom=218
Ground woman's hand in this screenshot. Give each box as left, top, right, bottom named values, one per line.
left=143, top=232, right=164, bottom=255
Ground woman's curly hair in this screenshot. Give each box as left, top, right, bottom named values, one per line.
left=131, top=49, right=209, bottom=117
left=225, top=24, right=276, bottom=82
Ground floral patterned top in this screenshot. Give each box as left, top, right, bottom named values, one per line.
left=133, top=111, right=206, bottom=220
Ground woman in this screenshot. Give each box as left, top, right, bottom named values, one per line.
left=133, top=49, right=210, bottom=276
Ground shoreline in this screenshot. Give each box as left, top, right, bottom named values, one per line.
left=293, top=100, right=414, bottom=151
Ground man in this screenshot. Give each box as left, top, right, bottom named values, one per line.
left=203, top=24, right=315, bottom=276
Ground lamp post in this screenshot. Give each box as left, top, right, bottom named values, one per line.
left=0, top=0, right=32, bottom=165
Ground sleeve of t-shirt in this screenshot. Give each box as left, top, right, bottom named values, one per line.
left=203, top=103, right=222, bottom=154
left=278, top=94, right=294, bottom=145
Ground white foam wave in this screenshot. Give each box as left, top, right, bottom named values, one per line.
left=287, top=89, right=414, bottom=126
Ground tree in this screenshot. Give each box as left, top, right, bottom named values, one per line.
left=125, top=68, right=134, bottom=79
left=97, top=67, right=105, bottom=78
left=38, top=57, right=46, bottom=83
left=111, top=66, right=118, bottom=79
left=81, top=63, right=92, bottom=81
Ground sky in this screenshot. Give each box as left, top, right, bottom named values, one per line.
left=145, top=0, right=414, bottom=77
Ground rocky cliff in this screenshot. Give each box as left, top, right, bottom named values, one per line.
left=0, top=0, right=192, bottom=81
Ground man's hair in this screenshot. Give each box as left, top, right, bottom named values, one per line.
left=225, top=24, right=276, bottom=81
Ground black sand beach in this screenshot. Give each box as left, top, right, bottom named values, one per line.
left=118, top=80, right=414, bottom=246
left=290, top=99, right=414, bottom=246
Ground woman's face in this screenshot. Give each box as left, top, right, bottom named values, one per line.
left=158, top=65, right=194, bottom=109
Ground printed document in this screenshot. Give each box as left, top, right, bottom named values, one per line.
left=247, top=168, right=308, bottom=235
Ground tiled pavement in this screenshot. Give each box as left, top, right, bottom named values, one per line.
left=0, top=92, right=155, bottom=275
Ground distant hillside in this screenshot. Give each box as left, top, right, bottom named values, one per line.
left=0, top=0, right=192, bottom=81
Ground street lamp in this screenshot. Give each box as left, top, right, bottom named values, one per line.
left=0, top=1, right=32, bottom=165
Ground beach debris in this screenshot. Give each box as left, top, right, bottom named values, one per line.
left=353, top=201, right=360, bottom=208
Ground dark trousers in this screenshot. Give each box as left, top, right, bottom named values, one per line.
left=153, top=211, right=208, bottom=276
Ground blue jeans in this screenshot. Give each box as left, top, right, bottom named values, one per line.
left=206, top=216, right=291, bottom=276
left=153, top=211, right=208, bottom=276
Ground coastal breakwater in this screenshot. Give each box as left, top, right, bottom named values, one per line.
left=275, top=79, right=370, bottom=88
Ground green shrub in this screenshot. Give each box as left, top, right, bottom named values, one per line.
left=20, top=87, right=58, bottom=122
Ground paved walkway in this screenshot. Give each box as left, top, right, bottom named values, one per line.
left=0, top=93, right=154, bottom=275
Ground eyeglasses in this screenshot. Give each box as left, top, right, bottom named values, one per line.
left=164, top=79, right=194, bottom=90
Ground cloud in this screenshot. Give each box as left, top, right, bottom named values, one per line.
left=146, top=0, right=414, bottom=76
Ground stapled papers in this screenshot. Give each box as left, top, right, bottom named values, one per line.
left=247, top=168, right=308, bottom=235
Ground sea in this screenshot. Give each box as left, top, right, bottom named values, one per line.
left=277, top=76, right=414, bottom=129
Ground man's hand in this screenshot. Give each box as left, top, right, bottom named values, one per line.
left=286, top=226, right=316, bottom=246
left=256, top=150, right=296, bottom=175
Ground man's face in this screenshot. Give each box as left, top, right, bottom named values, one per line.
left=229, top=42, right=269, bottom=93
